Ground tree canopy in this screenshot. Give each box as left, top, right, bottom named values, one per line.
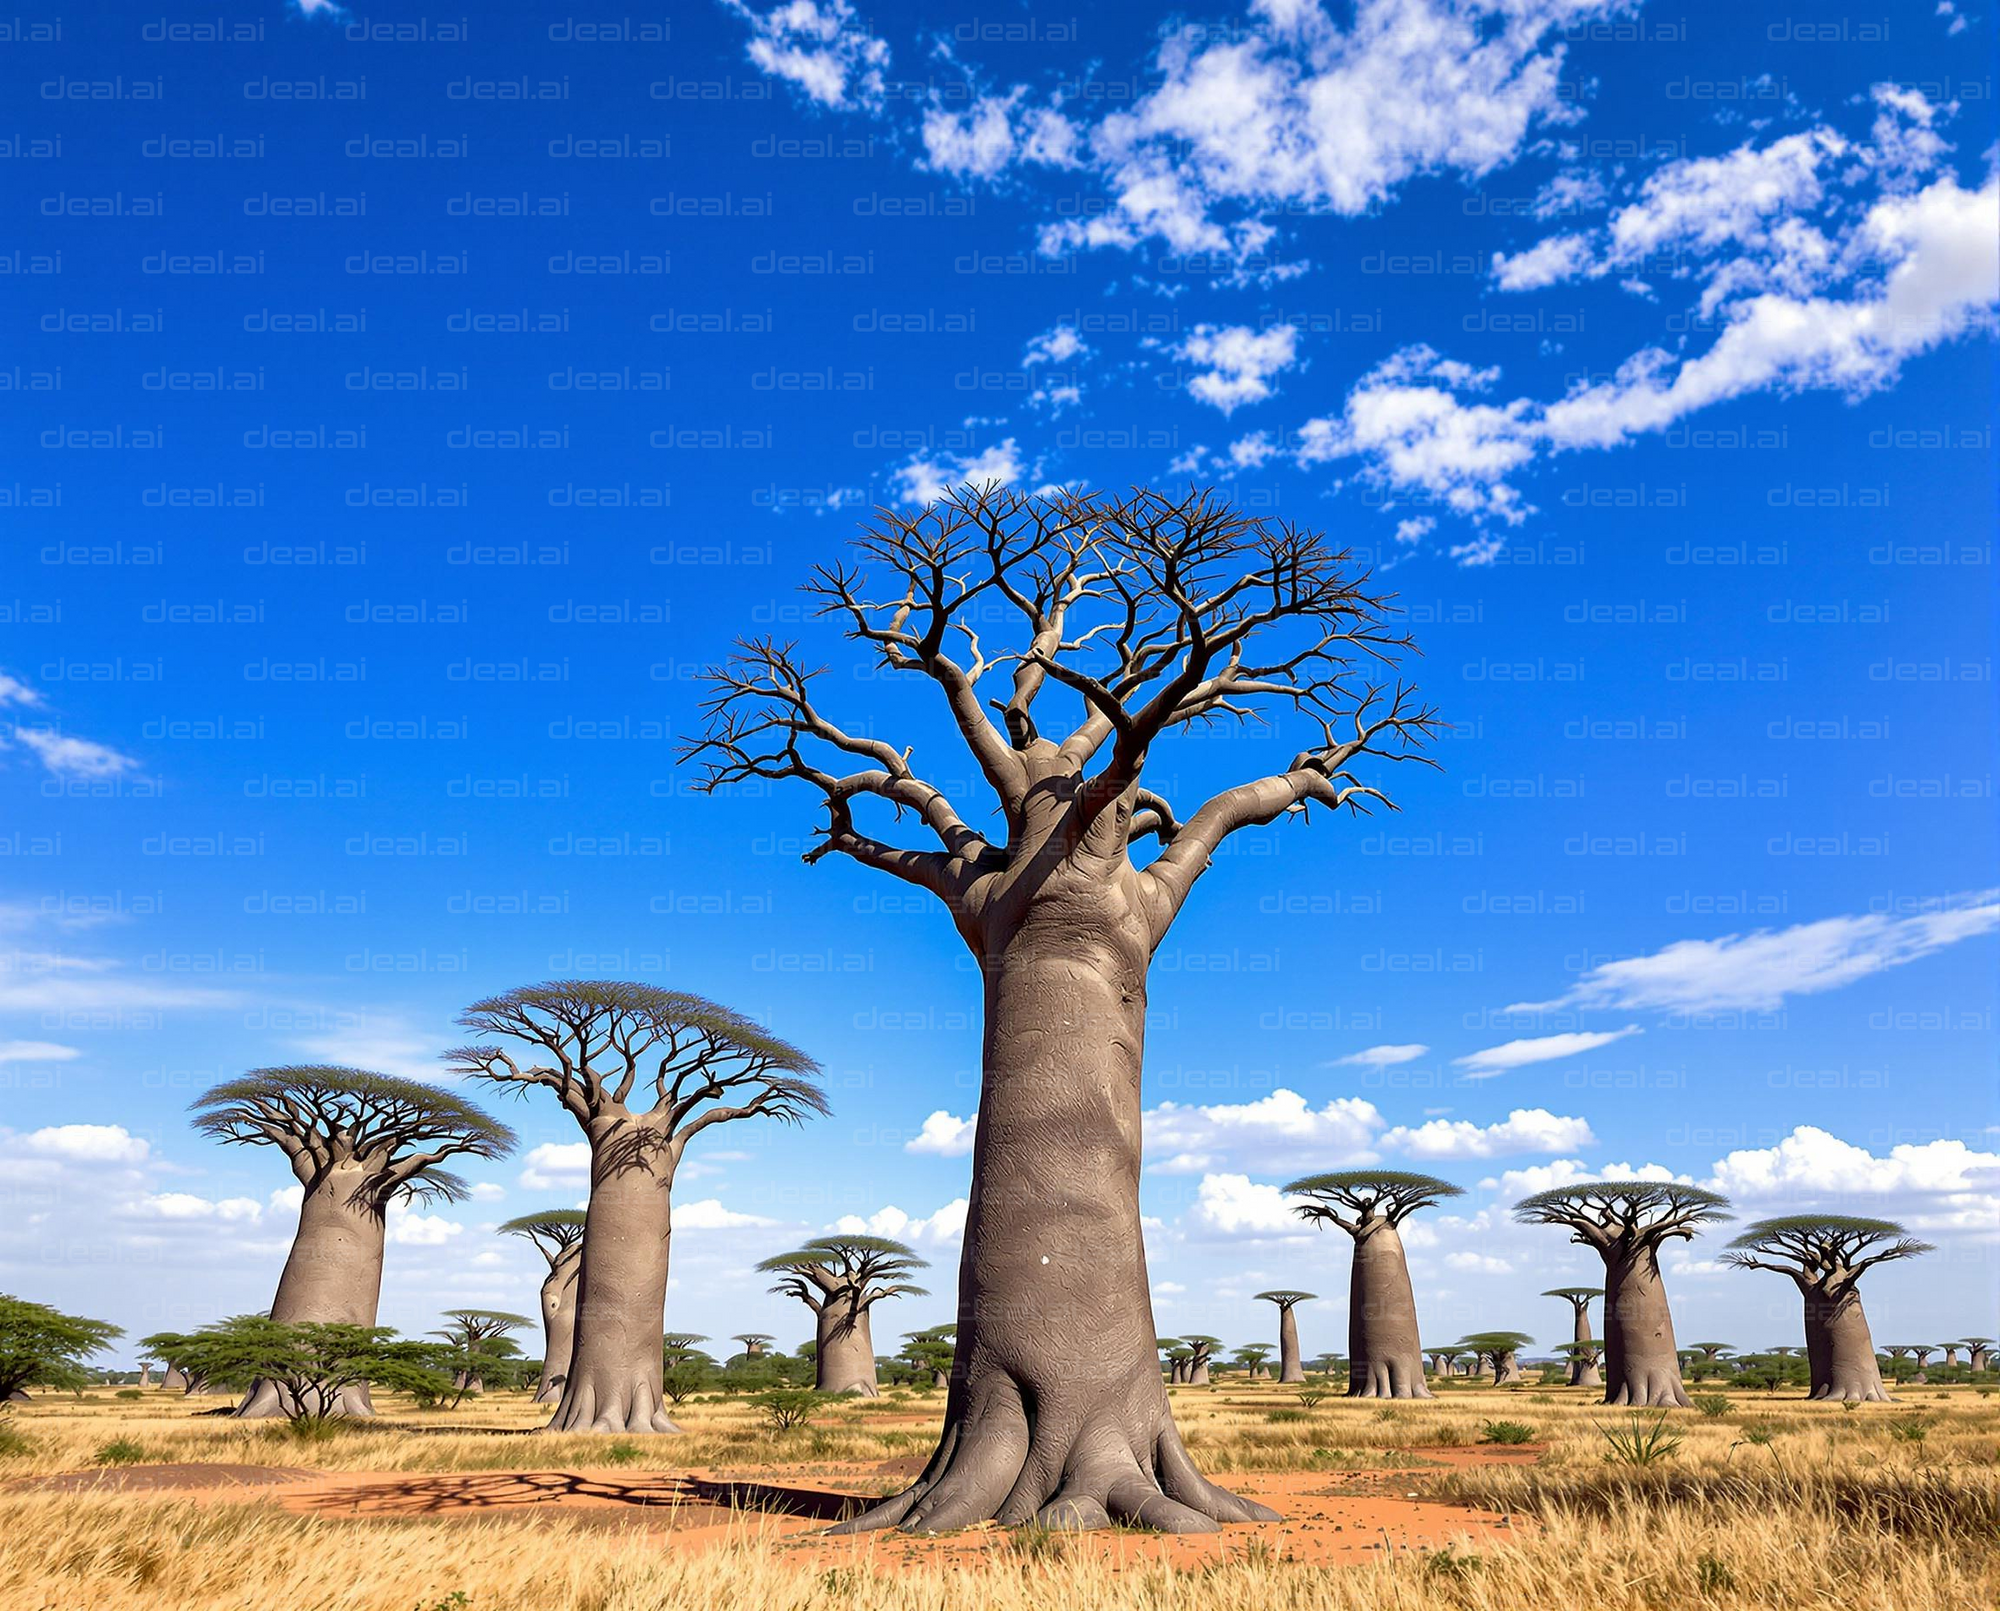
left=498, top=1209, right=588, bottom=1265
left=147, top=1317, right=449, bottom=1425
left=0, top=1294, right=122, bottom=1400
left=1512, top=1181, right=1731, bottom=1247
left=190, top=1067, right=516, bottom=1206
left=1722, top=1215, right=1932, bottom=1290
left=758, top=1236, right=929, bottom=1316
left=1254, top=1289, right=1317, bottom=1309
left=1285, top=1170, right=1464, bottom=1228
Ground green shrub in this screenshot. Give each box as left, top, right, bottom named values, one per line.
left=1265, top=1408, right=1307, bottom=1424
left=1695, top=1553, right=1736, bottom=1594
left=1692, top=1393, right=1731, bottom=1418
left=757, top=1388, right=821, bottom=1432
left=602, top=1440, right=644, bottom=1466
left=1478, top=1419, right=1535, bottom=1445
left=92, top=1438, right=148, bottom=1466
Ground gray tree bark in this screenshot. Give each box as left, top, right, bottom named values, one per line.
left=237, top=1164, right=385, bottom=1418
left=818, top=1295, right=880, bottom=1395
left=1804, top=1287, right=1892, bottom=1402
left=1347, top=1221, right=1432, bottom=1398
left=545, top=1137, right=681, bottom=1433
left=534, top=1243, right=583, bottom=1403
left=1276, top=1306, right=1303, bottom=1383
left=1603, top=1243, right=1690, bottom=1407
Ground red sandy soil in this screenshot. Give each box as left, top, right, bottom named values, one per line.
left=11, top=1448, right=1541, bottom=1568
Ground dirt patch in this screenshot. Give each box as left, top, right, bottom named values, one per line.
left=10, top=1463, right=315, bottom=1494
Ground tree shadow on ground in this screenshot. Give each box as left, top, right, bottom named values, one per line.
left=287, top=1469, right=869, bottom=1521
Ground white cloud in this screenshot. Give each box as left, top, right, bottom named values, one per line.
left=1183, top=1172, right=1312, bottom=1238
left=923, top=92, right=1080, bottom=179
left=1024, top=326, right=1088, bottom=366
left=1453, top=1027, right=1643, bottom=1074
left=1480, top=1158, right=1688, bottom=1199
left=1706, top=1126, right=2000, bottom=1234
left=675, top=1198, right=780, bottom=1230
left=18, top=1124, right=150, bottom=1164
left=1444, top=1251, right=1513, bottom=1275
left=1511, top=894, right=2000, bottom=1014
left=1173, top=323, right=1298, bottom=414
left=1227, top=431, right=1279, bottom=468
left=890, top=438, right=1028, bottom=505
left=7, top=728, right=138, bottom=779
left=386, top=1203, right=465, bottom=1247
left=0, top=1040, right=79, bottom=1064
left=1040, top=0, right=1614, bottom=261
left=1491, top=231, right=1594, bottom=291
left=723, top=0, right=890, bottom=112
left=0, top=949, right=241, bottom=1016
left=467, top=1181, right=506, bottom=1202
left=905, top=1110, right=977, bottom=1158
left=0, top=674, right=44, bottom=709
left=517, top=1141, right=591, bottom=1191
left=829, top=1198, right=968, bottom=1244
left=1330, top=1043, right=1428, bottom=1068
left=1144, top=1088, right=1381, bottom=1175
left=1381, top=1107, right=1597, bottom=1159
left=138, top=1192, right=262, bottom=1222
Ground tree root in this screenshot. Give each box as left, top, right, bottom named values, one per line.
left=544, top=1378, right=682, bottom=1434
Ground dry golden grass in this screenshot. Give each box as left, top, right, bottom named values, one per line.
left=3, top=1379, right=1997, bottom=1610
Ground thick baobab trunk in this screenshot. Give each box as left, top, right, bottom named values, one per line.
left=818, top=1297, right=879, bottom=1395
left=546, top=1139, right=680, bottom=1433
left=1189, top=1357, right=1211, bottom=1386
left=1576, top=1353, right=1603, bottom=1389
left=161, top=1367, right=187, bottom=1393
left=1347, top=1221, right=1432, bottom=1398
left=534, top=1246, right=583, bottom=1403
left=931, top=1367, right=950, bottom=1389
left=1805, top=1288, right=1891, bottom=1402
left=835, top=925, right=1279, bottom=1534
left=1568, top=1304, right=1591, bottom=1385
left=1602, top=1243, right=1689, bottom=1407
left=1493, top=1351, right=1523, bottom=1386
left=237, top=1167, right=386, bottom=1418
left=1277, top=1306, right=1304, bottom=1383
left=1970, top=1344, right=1990, bottom=1371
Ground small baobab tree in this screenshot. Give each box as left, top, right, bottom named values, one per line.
left=1230, top=1343, right=1274, bottom=1379
left=1180, top=1335, right=1221, bottom=1386
left=1542, top=1287, right=1601, bottom=1386
left=1557, top=1339, right=1604, bottom=1387
left=1255, top=1290, right=1317, bottom=1383
left=500, top=1210, right=587, bottom=1402
left=733, top=1333, right=774, bottom=1360
left=1513, top=1182, right=1731, bottom=1408
left=1722, top=1216, right=1930, bottom=1403
left=449, top=982, right=826, bottom=1433
left=1161, top=1339, right=1192, bottom=1384
left=759, top=1236, right=929, bottom=1395
left=1287, top=1170, right=1462, bottom=1399
left=902, top=1325, right=956, bottom=1388
left=190, top=1067, right=516, bottom=1419
left=1460, top=1330, right=1533, bottom=1386
left=1961, top=1337, right=1993, bottom=1372
left=684, top=484, right=1436, bottom=1533
left=432, top=1310, right=530, bottom=1402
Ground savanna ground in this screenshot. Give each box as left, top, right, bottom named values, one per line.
left=3, top=1375, right=1997, bottom=1611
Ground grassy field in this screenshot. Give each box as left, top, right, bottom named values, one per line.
left=3, top=1377, right=1996, bottom=1610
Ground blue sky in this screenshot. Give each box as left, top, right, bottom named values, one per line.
left=2, top=0, right=1995, bottom=1366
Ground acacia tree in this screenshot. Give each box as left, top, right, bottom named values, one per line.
left=499, top=1210, right=588, bottom=1403
left=0, top=1295, right=121, bottom=1401
left=684, top=485, right=1435, bottom=1533
left=1722, top=1216, right=1929, bottom=1403
left=1288, top=1171, right=1461, bottom=1399
left=450, top=983, right=825, bottom=1434
left=190, top=1068, right=516, bottom=1419
left=1460, top=1330, right=1534, bottom=1386
left=1513, top=1183, right=1731, bottom=1408
left=1255, top=1291, right=1317, bottom=1383
left=903, top=1324, right=956, bottom=1388
left=759, top=1237, right=929, bottom=1395
left=432, top=1310, right=530, bottom=1402
left=1542, top=1288, right=1602, bottom=1386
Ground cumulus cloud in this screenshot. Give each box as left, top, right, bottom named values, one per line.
left=19, top=1124, right=151, bottom=1164
left=675, top=1198, right=780, bottom=1230
left=386, top=1203, right=465, bottom=1247
left=517, top=1141, right=591, bottom=1191
left=1144, top=1089, right=1382, bottom=1175
left=1444, top=1251, right=1513, bottom=1275
left=905, top=1110, right=977, bottom=1158
left=1510, top=894, right=2000, bottom=1014
left=1182, top=1172, right=1312, bottom=1238
left=1380, top=1108, right=1597, bottom=1159
left=1329, top=1043, right=1428, bottom=1068
left=829, top=1198, right=968, bottom=1244
left=1453, top=1027, right=1643, bottom=1075
left=138, top=1192, right=262, bottom=1222
left=722, top=0, right=890, bottom=112
left=890, top=438, right=1029, bottom=505
left=1706, top=1126, right=2000, bottom=1234
left=924, top=91, right=1080, bottom=178
left=1172, top=324, right=1298, bottom=413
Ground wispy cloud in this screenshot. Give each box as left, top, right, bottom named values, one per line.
left=1453, top=1026, right=1643, bottom=1075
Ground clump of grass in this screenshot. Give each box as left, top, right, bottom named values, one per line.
left=1478, top=1420, right=1535, bottom=1445
left=1885, top=1416, right=1931, bottom=1444
left=1692, top=1393, right=1732, bottom=1418
left=601, top=1441, right=644, bottom=1466
left=0, top=1423, right=33, bottom=1459
left=1295, top=1388, right=1329, bottom=1409
left=115, top=1389, right=143, bottom=1401
left=1599, top=1413, right=1684, bottom=1467
left=1695, top=1552, right=1737, bottom=1594
left=1423, top=1544, right=1480, bottom=1583
left=92, top=1438, right=149, bottom=1467
left=413, top=1595, right=470, bottom=1611
left=1265, top=1409, right=1307, bottom=1424
left=1005, top=1525, right=1070, bottom=1561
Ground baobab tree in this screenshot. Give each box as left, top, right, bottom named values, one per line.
left=1180, top=1335, right=1221, bottom=1386
left=759, top=1236, right=928, bottom=1395
left=1722, top=1216, right=1930, bottom=1403
left=449, top=982, right=825, bottom=1433
left=1288, top=1170, right=1461, bottom=1399
left=1542, top=1288, right=1602, bottom=1386
left=432, top=1310, right=530, bottom=1401
left=499, top=1210, right=587, bottom=1402
left=1255, top=1291, right=1317, bottom=1383
left=1513, top=1182, right=1731, bottom=1407
left=684, top=484, right=1436, bottom=1533
left=1230, top=1343, right=1274, bottom=1379
left=903, top=1325, right=956, bottom=1388
left=1161, top=1340, right=1193, bottom=1384
left=190, top=1067, right=516, bottom=1418
left=1557, top=1339, right=1604, bottom=1388
left=1962, top=1338, right=1993, bottom=1372
left=733, top=1333, right=774, bottom=1360
left=1460, top=1331, right=1533, bottom=1386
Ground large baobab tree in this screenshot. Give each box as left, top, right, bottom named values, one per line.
left=449, top=982, right=825, bottom=1433
left=1543, top=1288, right=1602, bottom=1386
left=499, top=1210, right=587, bottom=1402
left=190, top=1067, right=516, bottom=1418
left=1513, top=1182, right=1731, bottom=1408
left=759, top=1236, right=928, bottom=1395
left=683, top=485, right=1436, bottom=1532
left=1287, top=1171, right=1461, bottom=1399
left=1255, top=1291, right=1317, bottom=1383
left=1722, top=1216, right=1929, bottom=1403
